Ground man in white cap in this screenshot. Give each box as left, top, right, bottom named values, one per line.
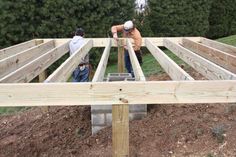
left=111, top=20, right=142, bottom=76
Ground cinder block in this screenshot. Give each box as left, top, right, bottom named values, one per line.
left=129, top=104, right=147, bottom=113
left=91, top=105, right=112, bottom=113
left=129, top=112, right=147, bottom=120
left=92, top=126, right=106, bottom=134
left=105, top=113, right=112, bottom=124
left=92, top=114, right=105, bottom=125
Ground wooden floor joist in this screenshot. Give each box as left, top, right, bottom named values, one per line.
left=127, top=39, right=145, bottom=81
left=200, top=37, right=236, bottom=56
left=45, top=40, right=93, bottom=82
left=145, top=39, right=194, bottom=81
left=0, top=39, right=43, bottom=60
left=92, top=38, right=111, bottom=82
left=182, top=38, right=236, bottom=73
left=163, top=39, right=236, bottom=80
left=0, top=41, right=70, bottom=83
left=0, top=40, right=55, bottom=78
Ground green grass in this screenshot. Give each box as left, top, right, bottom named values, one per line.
left=216, top=35, right=236, bottom=46
left=0, top=107, right=29, bottom=115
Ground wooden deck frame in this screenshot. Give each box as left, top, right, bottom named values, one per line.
left=0, top=40, right=55, bottom=78
left=0, top=80, right=235, bottom=106
left=145, top=39, right=194, bottom=81
left=0, top=39, right=43, bottom=60
left=163, top=39, right=236, bottom=80
left=1, top=37, right=236, bottom=157
left=0, top=41, right=70, bottom=83
left=45, top=40, right=93, bottom=82
left=127, top=39, right=145, bottom=81
left=182, top=38, right=236, bottom=73
left=92, top=38, right=111, bottom=82
left=200, top=37, right=236, bottom=56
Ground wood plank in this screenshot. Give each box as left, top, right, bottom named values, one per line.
left=92, top=39, right=111, bottom=82
left=0, top=40, right=55, bottom=78
left=114, top=38, right=129, bottom=157
left=200, top=37, right=236, bottom=56
left=145, top=39, right=194, bottom=81
left=118, top=39, right=125, bottom=73
left=112, top=104, right=129, bottom=157
left=0, top=80, right=235, bottom=106
left=0, top=40, right=43, bottom=60
left=182, top=38, right=236, bottom=73
left=39, top=71, right=47, bottom=82
left=49, top=37, right=201, bottom=47
left=45, top=40, right=93, bottom=82
left=0, top=41, right=70, bottom=83
left=127, top=39, right=145, bottom=81
left=163, top=39, right=236, bottom=80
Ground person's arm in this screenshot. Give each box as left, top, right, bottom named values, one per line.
left=111, top=24, right=124, bottom=40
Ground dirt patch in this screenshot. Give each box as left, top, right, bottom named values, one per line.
left=0, top=71, right=235, bottom=157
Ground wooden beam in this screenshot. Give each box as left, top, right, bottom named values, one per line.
left=0, top=40, right=54, bottom=78
left=163, top=39, right=236, bottom=80
left=114, top=38, right=129, bottom=157
left=200, top=37, right=236, bottom=56
left=44, top=37, right=201, bottom=47
left=0, top=40, right=43, bottom=60
left=112, top=104, right=129, bottom=157
left=182, top=38, right=236, bottom=73
left=45, top=40, right=93, bottom=82
left=118, top=39, right=125, bottom=73
left=92, top=39, right=111, bottom=82
left=145, top=39, right=194, bottom=81
left=127, top=39, right=145, bottom=81
left=0, top=41, right=70, bottom=83
left=39, top=71, right=47, bottom=82
left=0, top=80, right=235, bottom=106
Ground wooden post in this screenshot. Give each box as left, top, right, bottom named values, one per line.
left=118, top=39, right=125, bottom=73
left=112, top=38, right=129, bottom=157
left=39, top=71, right=49, bottom=113
left=112, top=104, right=129, bottom=157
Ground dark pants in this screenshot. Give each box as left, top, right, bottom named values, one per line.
left=72, top=66, right=89, bottom=82
left=124, top=50, right=142, bottom=77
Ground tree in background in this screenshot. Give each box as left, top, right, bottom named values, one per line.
left=0, top=0, right=135, bottom=48
left=147, top=0, right=212, bottom=37
left=207, top=0, right=236, bottom=38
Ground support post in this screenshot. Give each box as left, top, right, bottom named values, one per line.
left=118, top=39, right=125, bottom=73
left=39, top=71, right=49, bottom=112
left=112, top=38, right=129, bottom=157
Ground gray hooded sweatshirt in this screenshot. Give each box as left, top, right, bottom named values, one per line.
left=69, top=35, right=89, bottom=64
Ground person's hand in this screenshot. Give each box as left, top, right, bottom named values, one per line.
left=124, top=45, right=128, bottom=50
left=113, top=32, right=118, bottom=41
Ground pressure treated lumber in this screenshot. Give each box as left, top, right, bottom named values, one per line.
left=45, top=40, right=93, bottom=82
left=145, top=39, right=194, bottom=80
left=182, top=38, right=236, bottom=73
left=92, top=39, right=111, bottom=82
left=0, top=41, right=70, bottom=83
left=0, top=40, right=43, bottom=60
left=0, top=40, right=54, bottom=78
left=0, top=80, right=235, bottom=106
left=164, top=39, right=236, bottom=80
left=200, top=37, right=236, bottom=56
left=127, top=39, right=145, bottom=81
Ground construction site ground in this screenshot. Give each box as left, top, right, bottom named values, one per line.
left=0, top=69, right=236, bottom=157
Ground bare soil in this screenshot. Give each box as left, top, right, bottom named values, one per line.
left=0, top=70, right=236, bottom=157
